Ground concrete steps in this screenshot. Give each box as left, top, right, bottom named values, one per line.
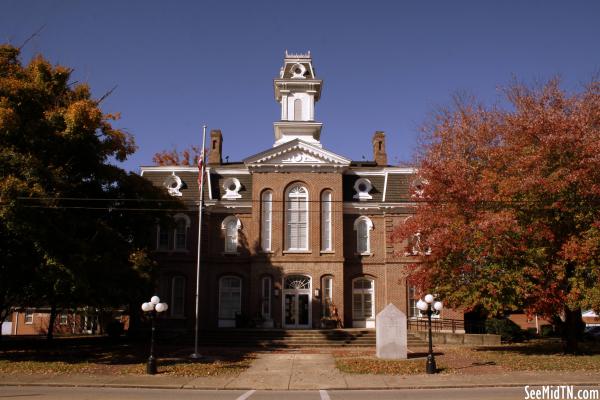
left=192, top=329, right=427, bottom=348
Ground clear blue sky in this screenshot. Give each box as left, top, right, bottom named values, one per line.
left=3, top=1, right=600, bottom=172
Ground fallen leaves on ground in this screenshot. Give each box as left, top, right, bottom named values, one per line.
left=334, top=341, right=600, bottom=375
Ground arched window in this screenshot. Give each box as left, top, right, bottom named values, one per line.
left=352, top=278, right=375, bottom=327
left=354, top=216, right=373, bottom=255
left=221, top=216, right=242, bottom=254
left=219, top=276, right=241, bottom=327
left=173, top=214, right=190, bottom=250
left=261, top=190, right=273, bottom=251
left=321, top=190, right=332, bottom=251
left=285, top=185, right=309, bottom=251
left=261, top=276, right=271, bottom=319
left=171, top=276, right=185, bottom=317
left=294, top=98, right=302, bottom=121
left=157, top=224, right=170, bottom=250
left=322, top=276, right=333, bottom=317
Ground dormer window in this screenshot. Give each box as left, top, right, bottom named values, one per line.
left=290, top=63, right=306, bottom=79
left=411, top=177, right=428, bottom=199
left=353, top=178, right=373, bottom=201
left=222, top=177, right=242, bottom=200
left=164, top=174, right=183, bottom=197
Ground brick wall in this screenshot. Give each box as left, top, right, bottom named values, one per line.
left=152, top=169, right=464, bottom=330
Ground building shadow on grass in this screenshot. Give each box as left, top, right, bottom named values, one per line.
left=0, top=335, right=254, bottom=367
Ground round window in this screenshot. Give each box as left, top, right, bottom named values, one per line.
left=353, top=178, right=373, bottom=200
left=222, top=177, right=242, bottom=199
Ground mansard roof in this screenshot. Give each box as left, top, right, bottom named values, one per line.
left=139, top=160, right=416, bottom=207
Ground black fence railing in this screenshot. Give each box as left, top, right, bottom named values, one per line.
left=407, top=318, right=465, bottom=333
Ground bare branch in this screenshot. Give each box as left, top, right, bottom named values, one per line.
left=97, top=85, right=118, bottom=104
left=18, top=25, right=47, bottom=50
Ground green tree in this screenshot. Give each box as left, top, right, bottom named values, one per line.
left=0, top=44, right=176, bottom=339
left=394, top=78, right=600, bottom=353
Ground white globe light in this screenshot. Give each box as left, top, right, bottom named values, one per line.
left=424, top=294, right=434, bottom=304
left=141, top=302, right=153, bottom=312
left=416, top=299, right=429, bottom=311
left=434, top=301, right=443, bottom=311
left=155, top=303, right=168, bottom=313
left=150, top=296, right=160, bottom=305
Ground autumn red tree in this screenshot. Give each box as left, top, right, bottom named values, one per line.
left=153, top=146, right=203, bottom=166
left=394, top=78, right=600, bottom=353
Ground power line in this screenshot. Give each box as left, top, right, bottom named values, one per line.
left=11, top=196, right=600, bottom=205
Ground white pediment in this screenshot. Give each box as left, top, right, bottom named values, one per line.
left=244, top=139, right=351, bottom=171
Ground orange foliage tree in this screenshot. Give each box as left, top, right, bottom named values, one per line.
left=393, top=78, right=600, bottom=352
left=153, top=146, right=203, bottom=166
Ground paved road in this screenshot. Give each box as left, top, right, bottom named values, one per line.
left=0, top=386, right=552, bottom=399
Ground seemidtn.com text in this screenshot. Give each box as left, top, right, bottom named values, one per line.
left=524, top=386, right=599, bottom=400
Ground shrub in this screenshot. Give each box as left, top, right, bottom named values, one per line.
left=106, top=320, right=124, bottom=338
left=485, top=318, right=526, bottom=342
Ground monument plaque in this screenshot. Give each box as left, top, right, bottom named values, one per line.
left=376, top=303, right=407, bottom=359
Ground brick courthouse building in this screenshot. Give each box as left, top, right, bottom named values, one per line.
left=141, top=52, right=463, bottom=330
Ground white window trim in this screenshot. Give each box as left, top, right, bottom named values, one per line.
left=261, top=276, right=272, bottom=320
left=218, top=276, right=242, bottom=327
left=59, top=311, right=68, bottom=325
left=285, top=185, right=309, bottom=251
left=156, top=224, right=170, bottom=251
left=163, top=173, right=183, bottom=197
left=170, top=275, right=186, bottom=318
left=282, top=275, right=312, bottom=329
left=221, top=216, right=242, bottom=254
left=353, top=178, right=373, bottom=201
left=322, top=276, right=333, bottom=317
left=352, top=278, right=375, bottom=328
left=222, top=177, right=242, bottom=200
left=173, top=213, right=191, bottom=251
left=321, top=190, right=333, bottom=252
left=353, top=216, right=374, bottom=255
left=24, top=309, right=33, bottom=324
left=261, top=190, right=273, bottom=252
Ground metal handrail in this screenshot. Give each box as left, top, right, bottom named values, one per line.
left=407, top=317, right=465, bottom=333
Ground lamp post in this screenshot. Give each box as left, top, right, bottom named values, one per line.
left=416, top=294, right=443, bottom=374
left=141, top=296, right=168, bottom=375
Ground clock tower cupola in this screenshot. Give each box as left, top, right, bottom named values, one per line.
left=273, top=50, right=323, bottom=147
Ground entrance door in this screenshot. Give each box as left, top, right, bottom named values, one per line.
left=284, top=293, right=309, bottom=328
left=283, top=275, right=311, bottom=329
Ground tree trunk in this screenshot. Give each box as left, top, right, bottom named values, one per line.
left=126, top=303, right=141, bottom=338
left=46, top=303, right=57, bottom=340
left=562, top=306, right=584, bottom=354
left=0, top=308, right=7, bottom=342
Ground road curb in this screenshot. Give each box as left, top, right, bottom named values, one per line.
left=2, top=381, right=600, bottom=391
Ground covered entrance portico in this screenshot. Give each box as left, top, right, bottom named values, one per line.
left=283, top=275, right=311, bottom=329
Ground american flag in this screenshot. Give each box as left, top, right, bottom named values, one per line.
left=197, top=148, right=205, bottom=190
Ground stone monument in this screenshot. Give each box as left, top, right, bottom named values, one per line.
left=376, top=303, right=407, bottom=359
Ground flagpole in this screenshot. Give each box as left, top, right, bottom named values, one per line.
left=191, top=124, right=207, bottom=359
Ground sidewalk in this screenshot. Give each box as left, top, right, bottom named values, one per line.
left=2, top=353, right=600, bottom=390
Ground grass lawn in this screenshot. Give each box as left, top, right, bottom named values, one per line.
left=0, top=336, right=253, bottom=377
left=335, top=340, right=600, bottom=375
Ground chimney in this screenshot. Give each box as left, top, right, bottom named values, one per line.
left=208, top=129, right=223, bottom=165
left=372, top=131, right=387, bottom=166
